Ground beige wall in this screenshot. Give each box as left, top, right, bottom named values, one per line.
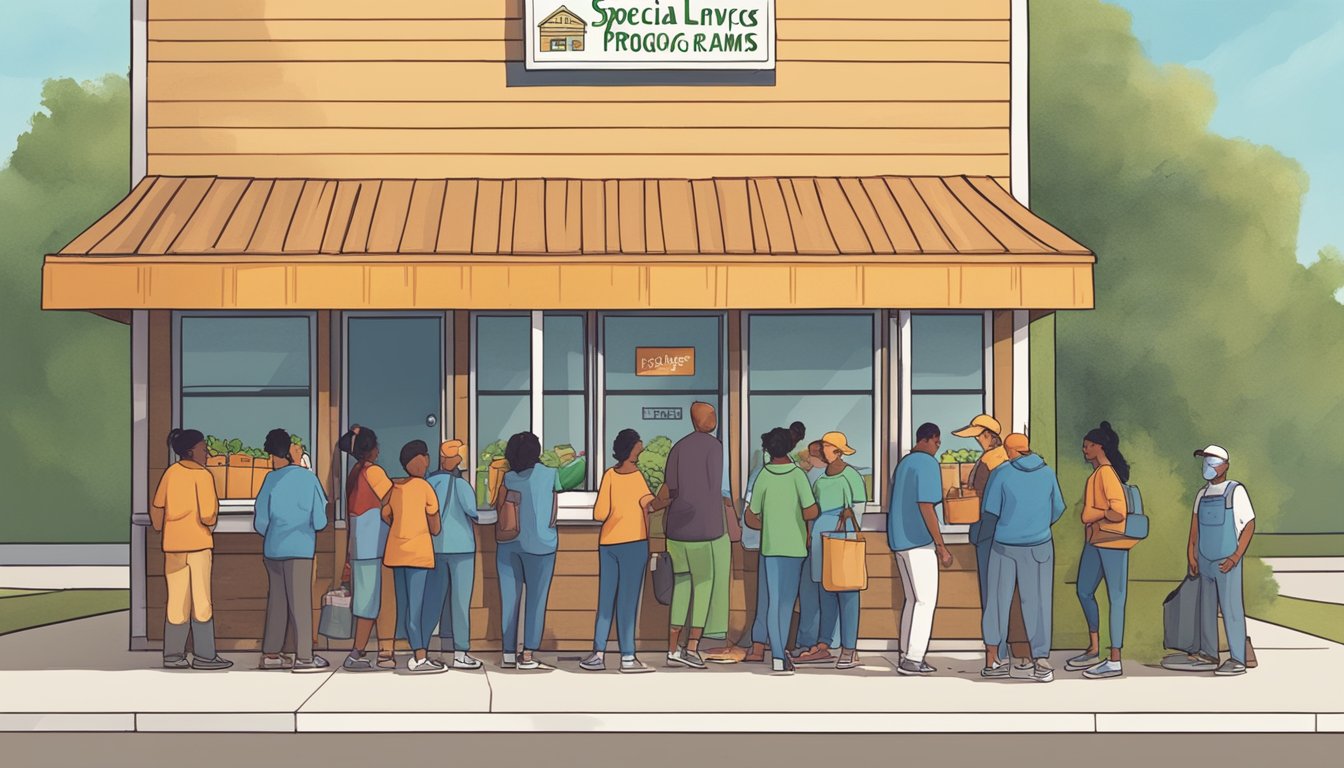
left=146, top=0, right=1012, bottom=180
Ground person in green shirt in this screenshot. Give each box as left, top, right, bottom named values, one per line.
left=745, top=426, right=819, bottom=675
left=808, top=431, right=869, bottom=670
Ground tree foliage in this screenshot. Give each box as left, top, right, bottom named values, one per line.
left=0, top=75, right=130, bottom=542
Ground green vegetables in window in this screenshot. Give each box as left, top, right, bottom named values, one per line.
left=637, top=435, right=673, bottom=494
left=940, top=449, right=983, bottom=464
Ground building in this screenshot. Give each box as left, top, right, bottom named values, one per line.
left=538, top=5, right=587, bottom=52
left=41, top=0, right=1093, bottom=654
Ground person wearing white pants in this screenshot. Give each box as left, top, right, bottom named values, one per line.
left=887, top=423, right=955, bottom=676
left=894, top=543, right=940, bottom=667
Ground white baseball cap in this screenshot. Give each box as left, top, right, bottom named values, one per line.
left=1193, top=445, right=1229, bottom=462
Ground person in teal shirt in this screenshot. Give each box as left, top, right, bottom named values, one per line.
left=496, top=431, right=562, bottom=670
left=888, top=423, right=954, bottom=676
left=745, top=426, right=819, bottom=675
left=423, top=439, right=481, bottom=670
left=253, top=428, right=329, bottom=672
left=809, top=431, right=869, bottom=670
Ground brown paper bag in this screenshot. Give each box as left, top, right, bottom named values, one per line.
left=821, top=509, right=868, bottom=592
left=943, top=487, right=981, bottom=525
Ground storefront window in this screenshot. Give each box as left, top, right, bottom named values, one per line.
left=910, top=313, right=988, bottom=457
left=178, top=314, right=312, bottom=501
left=475, top=314, right=531, bottom=506
left=541, top=313, right=588, bottom=492
left=747, top=313, right=876, bottom=502
left=602, top=314, right=723, bottom=492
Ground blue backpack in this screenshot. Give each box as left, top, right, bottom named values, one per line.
left=1121, top=483, right=1149, bottom=540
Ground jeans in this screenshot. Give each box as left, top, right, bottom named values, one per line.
left=262, top=557, right=314, bottom=659
left=763, top=555, right=805, bottom=661
left=975, top=540, right=1032, bottom=659
left=818, top=588, right=860, bottom=650
left=736, top=552, right=769, bottom=648
left=1076, top=542, right=1129, bottom=649
left=593, top=540, right=649, bottom=657
left=794, top=549, right=821, bottom=648
left=424, top=552, right=474, bottom=652
left=497, top=541, right=556, bottom=653
left=1199, top=555, right=1247, bottom=664
left=984, top=541, right=1054, bottom=660
left=894, top=544, right=939, bottom=663
left=393, top=565, right=432, bottom=651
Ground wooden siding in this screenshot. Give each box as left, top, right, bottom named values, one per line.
left=146, top=0, right=1014, bottom=179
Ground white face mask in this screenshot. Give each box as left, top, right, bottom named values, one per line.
left=1202, top=456, right=1225, bottom=481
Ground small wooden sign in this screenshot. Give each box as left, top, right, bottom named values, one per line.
left=636, top=347, right=695, bottom=376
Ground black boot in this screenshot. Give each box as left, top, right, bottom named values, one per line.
left=163, top=622, right=190, bottom=668
left=190, top=619, right=233, bottom=670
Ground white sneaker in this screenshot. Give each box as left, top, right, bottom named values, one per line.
left=452, top=652, right=483, bottom=670
left=620, top=657, right=654, bottom=674
left=771, top=658, right=795, bottom=675
left=516, top=655, right=553, bottom=670
left=259, top=654, right=291, bottom=670
left=579, top=652, right=606, bottom=671
left=407, top=656, right=447, bottom=674
left=1082, top=659, right=1123, bottom=679
left=1032, top=660, right=1055, bottom=683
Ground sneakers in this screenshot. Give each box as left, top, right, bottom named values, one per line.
left=980, top=661, right=1010, bottom=678
left=516, top=654, right=552, bottom=670
left=1082, top=659, right=1123, bottom=679
left=620, top=657, right=655, bottom=674
left=259, top=654, right=292, bottom=670
left=579, top=652, right=606, bottom=671
left=835, top=651, right=859, bottom=670
left=1160, top=653, right=1219, bottom=672
left=1214, top=660, right=1247, bottom=677
left=191, top=655, right=234, bottom=671
left=897, top=658, right=933, bottom=676
left=451, top=652, right=483, bottom=670
left=343, top=653, right=377, bottom=672
left=1065, top=651, right=1101, bottom=672
left=666, top=647, right=707, bottom=669
left=771, top=657, right=796, bottom=675
left=1031, top=659, right=1054, bottom=683
left=162, top=655, right=190, bottom=670
left=407, top=656, right=447, bottom=674
left=292, top=656, right=331, bottom=674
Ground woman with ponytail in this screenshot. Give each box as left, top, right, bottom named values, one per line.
left=1066, top=421, right=1132, bottom=679
left=150, top=428, right=231, bottom=670
left=337, top=425, right=397, bottom=671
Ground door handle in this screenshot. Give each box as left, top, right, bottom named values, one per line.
left=426, top=414, right=438, bottom=428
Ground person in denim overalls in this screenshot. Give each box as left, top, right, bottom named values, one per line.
left=1187, top=444, right=1256, bottom=676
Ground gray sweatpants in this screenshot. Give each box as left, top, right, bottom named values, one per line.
left=262, top=557, right=314, bottom=660
left=982, top=541, right=1054, bottom=660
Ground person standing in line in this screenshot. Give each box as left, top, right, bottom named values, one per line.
left=1066, top=421, right=1133, bottom=679
left=382, top=440, right=444, bottom=674
left=651, top=402, right=730, bottom=670
left=979, top=433, right=1066, bottom=683
left=954, top=414, right=1031, bottom=671
left=338, top=426, right=397, bottom=672
left=888, top=423, right=955, bottom=676
left=254, top=428, right=330, bottom=673
left=496, top=431, right=561, bottom=671
left=738, top=421, right=806, bottom=663
left=423, top=439, right=482, bottom=670
left=791, top=437, right=829, bottom=664
left=809, top=432, right=869, bottom=670
left=745, top=427, right=819, bottom=675
left=1189, top=444, right=1256, bottom=676
left=581, top=429, right=657, bottom=673
left=151, top=428, right=232, bottom=670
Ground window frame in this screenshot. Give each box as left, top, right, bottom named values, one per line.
left=740, top=310, right=884, bottom=507
left=469, top=311, right=534, bottom=506
left=172, top=311, right=318, bottom=515
left=895, top=310, right=993, bottom=534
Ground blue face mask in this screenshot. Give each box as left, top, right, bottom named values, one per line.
left=1202, top=457, right=1224, bottom=481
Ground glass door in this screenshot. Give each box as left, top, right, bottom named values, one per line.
left=344, top=315, right=445, bottom=514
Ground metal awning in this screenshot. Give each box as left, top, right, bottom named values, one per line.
left=42, top=175, right=1094, bottom=312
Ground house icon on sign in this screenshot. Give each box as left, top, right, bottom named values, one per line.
left=538, top=5, right=587, bottom=52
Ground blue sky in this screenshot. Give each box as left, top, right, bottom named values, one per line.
left=0, top=1, right=1337, bottom=264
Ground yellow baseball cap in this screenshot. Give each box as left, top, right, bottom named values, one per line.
left=439, top=439, right=465, bottom=458
left=821, top=431, right=856, bottom=455
left=1004, top=433, right=1031, bottom=455
left=952, top=414, right=1002, bottom=438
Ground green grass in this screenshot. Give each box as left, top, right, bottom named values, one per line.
left=1248, top=596, right=1344, bottom=645
left=0, top=589, right=129, bottom=637
left=1251, top=533, right=1344, bottom=558
left=0, top=589, right=49, bottom=599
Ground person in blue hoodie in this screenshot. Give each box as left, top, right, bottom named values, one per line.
left=978, top=432, right=1066, bottom=683
left=423, top=439, right=482, bottom=670
left=253, top=428, right=330, bottom=673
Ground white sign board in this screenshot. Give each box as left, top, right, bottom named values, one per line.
left=525, top=1, right=775, bottom=70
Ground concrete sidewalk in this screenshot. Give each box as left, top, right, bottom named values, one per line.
left=0, top=612, right=1339, bottom=734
